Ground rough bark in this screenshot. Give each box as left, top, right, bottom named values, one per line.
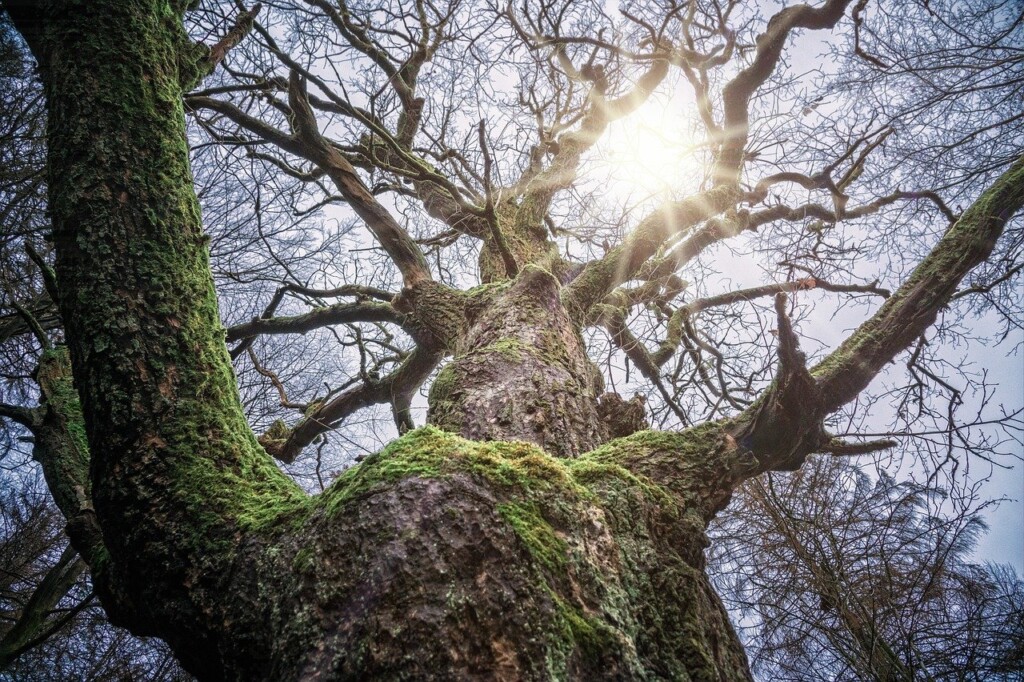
left=427, top=266, right=607, bottom=458
left=6, top=2, right=1022, bottom=680
left=3, top=3, right=754, bottom=678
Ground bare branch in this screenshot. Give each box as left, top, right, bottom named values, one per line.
left=715, top=0, right=854, bottom=184
left=226, top=301, right=404, bottom=344
left=478, top=120, right=518, bottom=278
left=260, top=347, right=442, bottom=463
left=0, top=546, right=86, bottom=669
left=286, top=71, right=433, bottom=287
left=817, top=437, right=898, bottom=456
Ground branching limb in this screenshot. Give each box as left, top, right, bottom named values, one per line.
left=179, top=3, right=262, bottom=90
left=188, top=84, right=437, bottom=287
left=512, top=56, right=670, bottom=214
left=851, top=0, right=888, bottom=69
left=31, top=349, right=106, bottom=572
left=260, top=346, right=442, bottom=463
left=25, top=243, right=59, bottom=305
left=650, top=277, right=889, bottom=367
left=280, top=283, right=394, bottom=301
left=717, top=155, right=1024, bottom=481
left=286, top=72, right=434, bottom=287
left=246, top=348, right=307, bottom=411
left=563, top=186, right=741, bottom=319
left=729, top=294, right=824, bottom=472
left=951, top=262, right=1023, bottom=301
left=8, top=298, right=49, bottom=349
left=814, top=155, right=1024, bottom=413
left=714, top=0, right=854, bottom=184
left=0, top=401, right=37, bottom=428
left=204, top=4, right=262, bottom=74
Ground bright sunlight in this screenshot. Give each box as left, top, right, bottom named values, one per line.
left=590, top=86, right=705, bottom=205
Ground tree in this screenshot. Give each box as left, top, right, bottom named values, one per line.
left=0, top=474, right=189, bottom=680
left=0, top=17, right=191, bottom=678
left=709, top=457, right=1024, bottom=680
left=0, top=0, right=1021, bottom=679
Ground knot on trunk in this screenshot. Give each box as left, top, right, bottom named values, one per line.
left=597, top=392, right=649, bottom=440
left=731, top=294, right=825, bottom=471
left=392, top=281, right=466, bottom=350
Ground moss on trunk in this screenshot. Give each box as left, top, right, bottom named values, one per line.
left=265, top=425, right=752, bottom=679
left=11, top=3, right=754, bottom=679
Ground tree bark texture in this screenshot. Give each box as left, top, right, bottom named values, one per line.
left=4, top=3, right=753, bottom=678
left=7, top=2, right=1023, bottom=680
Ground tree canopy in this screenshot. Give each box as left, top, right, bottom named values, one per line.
left=0, top=0, right=1021, bottom=679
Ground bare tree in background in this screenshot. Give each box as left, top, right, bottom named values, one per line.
left=710, top=456, right=1024, bottom=681
left=0, top=475, right=189, bottom=680
left=0, top=0, right=1021, bottom=679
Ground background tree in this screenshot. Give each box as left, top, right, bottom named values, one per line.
left=709, top=456, right=1024, bottom=681
left=0, top=0, right=1021, bottom=679
left=0, top=476, right=188, bottom=680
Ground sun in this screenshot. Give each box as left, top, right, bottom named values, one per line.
left=591, top=88, right=704, bottom=205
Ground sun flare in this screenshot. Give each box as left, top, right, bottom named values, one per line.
left=592, top=89, right=704, bottom=205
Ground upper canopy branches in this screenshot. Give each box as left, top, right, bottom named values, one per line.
left=5, top=0, right=1022, bottom=472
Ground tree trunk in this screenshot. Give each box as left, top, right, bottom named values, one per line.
left=9, top=2, right=1023, bottom=680
left=6, top=3, right=754, bottom=678
left=427, top=265, right=608, bottom=458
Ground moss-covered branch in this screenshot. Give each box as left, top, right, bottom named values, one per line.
left=177, top=3, right=262, bottom=90
left=814, top=155, right=1024, bottom=412
left=10, top=0, right=307, bottom=655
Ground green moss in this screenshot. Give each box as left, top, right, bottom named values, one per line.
left=484, top=338, right=525, bottom=361
left=37, top=347, right=89, bottom=459
left=428, top=363, right=458, bottom=403
left=293, top=547, right=315, bottom=573
left=569, top=459, right=677, bottom=514
left=308, top=424, right=743, bottom=673
left=552, top=593, right=623, bottom=662
left=464, top=279, right=512, bottom=324
left=498, top=502, right=568, bottom=572
left=320, top=426, right=587, bottom=516
left=257, top=418, right=291, bottom=453
left=33, top=0, right=313, bottom=565
left=170, top=431, right=310, bottom=540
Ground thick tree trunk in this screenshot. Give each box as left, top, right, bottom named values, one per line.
left=6, top=3, right=754, bottom=679
left=427, top=266, right=608, bottom=458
